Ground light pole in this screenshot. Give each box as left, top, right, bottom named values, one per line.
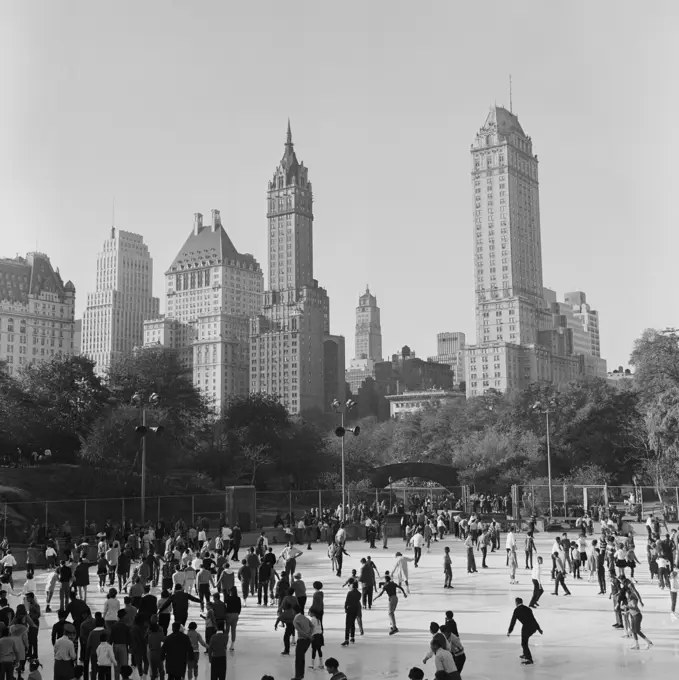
left=532, top=398, right=557, bottom=524
left=332, top=398, right=359, bottom=523
left=131, top=392, right=163, bottom=526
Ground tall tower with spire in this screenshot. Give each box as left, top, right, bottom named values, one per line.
left=345, top=285, right=383, bottom=394
left=266, top=120, right=316, bottom=294
left=354, top=286, right=382, bottom=362
left=250, top=122, right=336, bottom=414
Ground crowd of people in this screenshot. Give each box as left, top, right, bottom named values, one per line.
left=0, top=495, right=673, bottom=679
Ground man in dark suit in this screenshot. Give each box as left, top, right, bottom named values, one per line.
left=507, top=597, right=543, bottom=665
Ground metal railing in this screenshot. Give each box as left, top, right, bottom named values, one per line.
left=0, top=486, right=466, bottom=543
left=515, top=484, right=679, bottom=522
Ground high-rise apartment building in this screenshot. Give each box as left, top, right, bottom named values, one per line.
left=82, top=228, right=159, bottom=375
left=345, top=286, right=383, bottom=394
left=0, top=252, right=76, bottom=375
left=428, top=332, right=466, bottom=387
left=144, top=210, right=263, bottom=411
left=250, top=123, right=340, bottom=414
left=464, top=106, right=597, bottom=397
left=564, top=291, right=601, bottom=358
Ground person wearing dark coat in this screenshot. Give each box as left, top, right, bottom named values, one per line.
left=161, top=621, right=194, bottom=680
left=159, top=585, right=200, bottom=626
left=507, top=597, right=543, bottom=665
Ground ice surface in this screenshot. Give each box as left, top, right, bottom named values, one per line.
left=18, top=530, right=679, bottom=679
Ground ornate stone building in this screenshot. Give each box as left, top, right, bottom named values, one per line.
left=464, top=106, right=605, bottom=396
left=250, top=122, right=343, bottom=414
left=144, top=210, right=263, bottom=411
left=346, top=286, right=383, bottom=394
left=0, top=252, right=76, bottom=375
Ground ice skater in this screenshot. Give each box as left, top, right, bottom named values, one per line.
left=626, top=597, right=653, bottom=650
left=507, top=597, right=543, bottom=665
left=392, top=552, right=413, bottom=594
left=443, top=547, right=453, bottom=589
left=375, top=575, right=407, bottom=635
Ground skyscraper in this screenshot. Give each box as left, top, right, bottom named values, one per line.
left=354, top=286, right=382, bottom=362
left=464, top=106, right=587, bottom=397
left=82, top=228, right=159, bottom=375
left=346, top=286, right=383, bottom=394
left=144, top=210, right=263, bottom=410
left=428, top=332, right=466, bottom=387
left=0, top=251, right=76, bottom=375
left=250, top=122, right=334, bottom=414
left=564, top=291, right=601, bottom=357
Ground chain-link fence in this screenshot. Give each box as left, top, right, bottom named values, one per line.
left=1, top=486, right=466, bottom=543
left=513, top=484, right=679, bottom=522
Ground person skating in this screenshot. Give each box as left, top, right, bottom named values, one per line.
left=626, top=597, right=653, bottom=650
left=292, top=605, right=313, bottom=680
left=374, top=575, right=407, bottom=635
left=529, top=556, right=544, bottom=608
left=443, top=547, right=453, bottom=589
left=333, top=543, right=350, bottom=578
left=429, top=636, right=460, bottom=679
left=392, top=552, right=414, bottom=593
left=551, top=552, right=571, bottom=596
left=341, top=582, right=361, bottom=646
left=507, top=597, right=543, bottom=665
left=412, top=530, right=425, bottom=567
left=324, top=657, right=347, bottom=680
left=524, top=532, right=536, bottom=570
left=464, top=534, right=477, bottom=574
left=280, top=543, right=303, bottom=583
left=158, top=584, right=201, bottom=627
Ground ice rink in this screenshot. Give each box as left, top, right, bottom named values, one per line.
left=12, top=529, right=679, bottom=679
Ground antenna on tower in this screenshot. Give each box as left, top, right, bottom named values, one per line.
left=112, top=197, right=116, bottom=227
left=509, top=74, right=513, bottom=113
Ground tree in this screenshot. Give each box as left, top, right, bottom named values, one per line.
left=630, top=328, right=679, bottom=398
left=104, top=348, right=209, bottom=455
left=107, top=349, right=207, bottom=420
left=220, top=392, right=290, bottom=449
left=240, top=444, right=274, bottom=485
left=15, top=355, right=109, bottom=459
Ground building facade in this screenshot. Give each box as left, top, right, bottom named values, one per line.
left=346, top=286, right=384, bottom=395
left=144, top=210, right=263, bottom=411
left=0, top=252, right=76, bottom=375
left=376, top=346, right=454, bottom=396
left=82, top=228, right=159, bottom=376
left=250, top=123, right=341, bottom=414
left=428, top=331, right=466, bottom=386
left=324, top=334, right=346, bottom=409
left=464, top=106, right=605, bottom=397
left=73, top=319, right=82, bottom=355
left=385, top=389, right=464, bottom=420
left=564, top=291, right=602, bottom=358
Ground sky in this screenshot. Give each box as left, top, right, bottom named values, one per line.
left=2, top=1, right=678, bottom=370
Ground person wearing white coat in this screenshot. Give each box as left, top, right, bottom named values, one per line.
left=392, top=552, right=414, bottom=593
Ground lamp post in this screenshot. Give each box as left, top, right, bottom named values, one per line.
left=532, top=398, right=557, bottom=524
left=332, top=398, right=359, bottom=523
left=131, top=392, right=163, bottom=526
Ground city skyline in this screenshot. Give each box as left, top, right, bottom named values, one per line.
left=2, top=3, right=675, bottom=370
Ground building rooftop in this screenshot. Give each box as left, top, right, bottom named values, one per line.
left=0, top=253, right=72, bottom=304
left=385, top=389, right=461, bottom=400
left=168, top=219, right=260, bottom=273
left=482, top=105, right=526, bottom=138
